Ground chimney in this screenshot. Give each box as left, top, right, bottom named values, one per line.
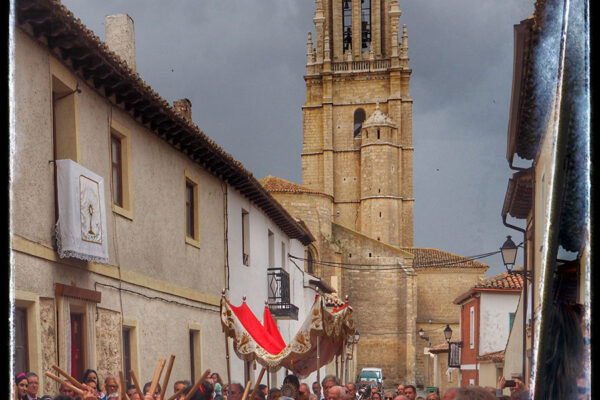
left=105, top=14, right=136, bottom=71
left=173, top=99, right=192, bottom=122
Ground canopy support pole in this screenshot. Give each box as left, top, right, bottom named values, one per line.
left=317, top=336, right=321, bottom=385
left=225, top=335, right=232, bottom=397
left=340, top=341, right=345, bottom=385
left=250, top=367, right=267, bottom=400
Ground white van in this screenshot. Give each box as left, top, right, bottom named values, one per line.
left=357, top=368, right=384, bottom=388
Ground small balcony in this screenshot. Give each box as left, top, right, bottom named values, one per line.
left=448, top=342, right=462, bottom=368
left=267, top=267, right=298, bottom=320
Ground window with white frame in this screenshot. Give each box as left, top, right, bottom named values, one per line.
left=470, top=306, right=475, bottom=349
left=268, top=230, right=275, bottom=267
left=242, top=209, right=250, bottom=266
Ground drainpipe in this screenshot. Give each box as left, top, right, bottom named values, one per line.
left=502, top=213, right=527, bottom=380
left=223, top=182, right=229, bottom=290
left=528, top=164, right=535, bottom=382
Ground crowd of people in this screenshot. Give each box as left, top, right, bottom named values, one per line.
left=13, top=368, right=530, bottom=400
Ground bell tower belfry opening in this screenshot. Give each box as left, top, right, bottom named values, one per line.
left=302, top=0, right=413, bottom=247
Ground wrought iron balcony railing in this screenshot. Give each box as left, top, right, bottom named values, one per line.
left=267, top=267, right=298, bottom=320
left=448, top=341, right=462, bottom=368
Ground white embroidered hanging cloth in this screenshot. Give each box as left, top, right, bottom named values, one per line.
left=55, top=159, right=109, bottom=263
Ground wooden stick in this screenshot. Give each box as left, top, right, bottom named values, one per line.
left=129, top=369, right=144, bottom=399
left=160, top=355, right=176, bottom=400
left=45, top=372, right=84, bottom=396
left=51, top=364, right=87, bottom=391
left=182, top=369, right=211, bottom=400
left=148, top=358, right=167, bottom=397
left=250, top=367, right=267, bottom=400
left=240, top=380, right=252, bottom=400
left=119, top=371, right=131, bottom=400
left=166, top=386, right=186, bottom=400
left=225, top=335, right=232, bottom=398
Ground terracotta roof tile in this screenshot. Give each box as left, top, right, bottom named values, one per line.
left=477, top=350, right=505, bottom=362
left=428, top=343, right=449, bottom=353
left=454, top=267, right=523, bottom=304
left=476, top=268, right=524, bottom=290
left=400, top=248, right=490, bottom=270
left=260, top=176, right=331, bottom=197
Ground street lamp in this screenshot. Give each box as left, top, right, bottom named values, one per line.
left=500, top=235, right=518, bottom=272
left=345, top=330, right=360, bottom=384
left=418, top=328, right=431, bottom=347
left=444, top=325, right=462, bottom=369
left=444, top=324, right=452, bottom=343
left=500, top=236, right=532, bottom=281
left=419, top=321, right=432, bottom=389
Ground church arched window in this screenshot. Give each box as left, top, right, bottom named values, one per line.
left=361, top=0, right=371, bottom=51
left=354, top=108, right=366, bottom=137
left=342, top=0, right=352, bottom=52
left=307, top=249, right=314, bottom=274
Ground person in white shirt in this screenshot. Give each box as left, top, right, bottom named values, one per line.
left=26, top=372, right=40, bottom=400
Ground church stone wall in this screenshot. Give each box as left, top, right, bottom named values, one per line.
left=360, top=143, right=399, bottom=197
left=332, top=77, right=390, bottom=104
left=332, top=202, right=360, bottom=231
left=333, top=223, right=416, bottom=385
left=360, top=198, right=401, bottom=245
left=333, top=151, right=360, bottom=201
left=267, top=190, right=336, bottom=281
left=401, top=200, right=414, bottom=247
left=302, top=154, right=324, bottom=192
left=267, top=192, right=333, bottom=244
left=400, top=102, right=413, bottom=145
left=302, top=107, right=324, bottom=153
left=416, top=268, right=485, bottom=324
left=413, top=268, right=485, bottom=386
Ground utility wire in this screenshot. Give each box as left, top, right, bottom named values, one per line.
left=289, top=254, right=491, bottom=270
left=94, top=282, right=220, bottom=313
left=289, top=243, right=523, bottom=270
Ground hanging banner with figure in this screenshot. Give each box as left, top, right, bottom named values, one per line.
left=55, top=159, right=109, bottom=263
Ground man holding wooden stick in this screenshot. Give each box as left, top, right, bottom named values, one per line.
left=45, top=369, right=105, bottom=400
left=143, top=382, right=161, bottom=400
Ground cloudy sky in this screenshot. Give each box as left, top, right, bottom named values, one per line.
left=60, top=0, right=535, bottom=277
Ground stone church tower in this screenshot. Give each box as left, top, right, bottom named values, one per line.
left=262, top=0, right=489, bottom=388
left=302, top=0, right=413, bottom=247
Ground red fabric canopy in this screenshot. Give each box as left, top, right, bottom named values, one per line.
left=263, top=305, right=286, bottom=349
left=221, top=294, right=355, bottom=377
left=228, top=301, right=286, bottom=355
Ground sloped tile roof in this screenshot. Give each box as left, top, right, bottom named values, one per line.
left=260, top=176, right=331, bottom=197
left=501, top=169, right=533, bottom=220
left=477, top=350, right=505, bottom=362
left=400, top=248, right=490, bottom=270
left=454, top=267, right=523, bottom=304
left=428, top=342, right=449, bottom=354
left=475, top=268, right=524, bottom=290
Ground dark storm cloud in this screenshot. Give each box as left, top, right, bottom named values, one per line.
left=60, top=0, right=534, bottom=276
